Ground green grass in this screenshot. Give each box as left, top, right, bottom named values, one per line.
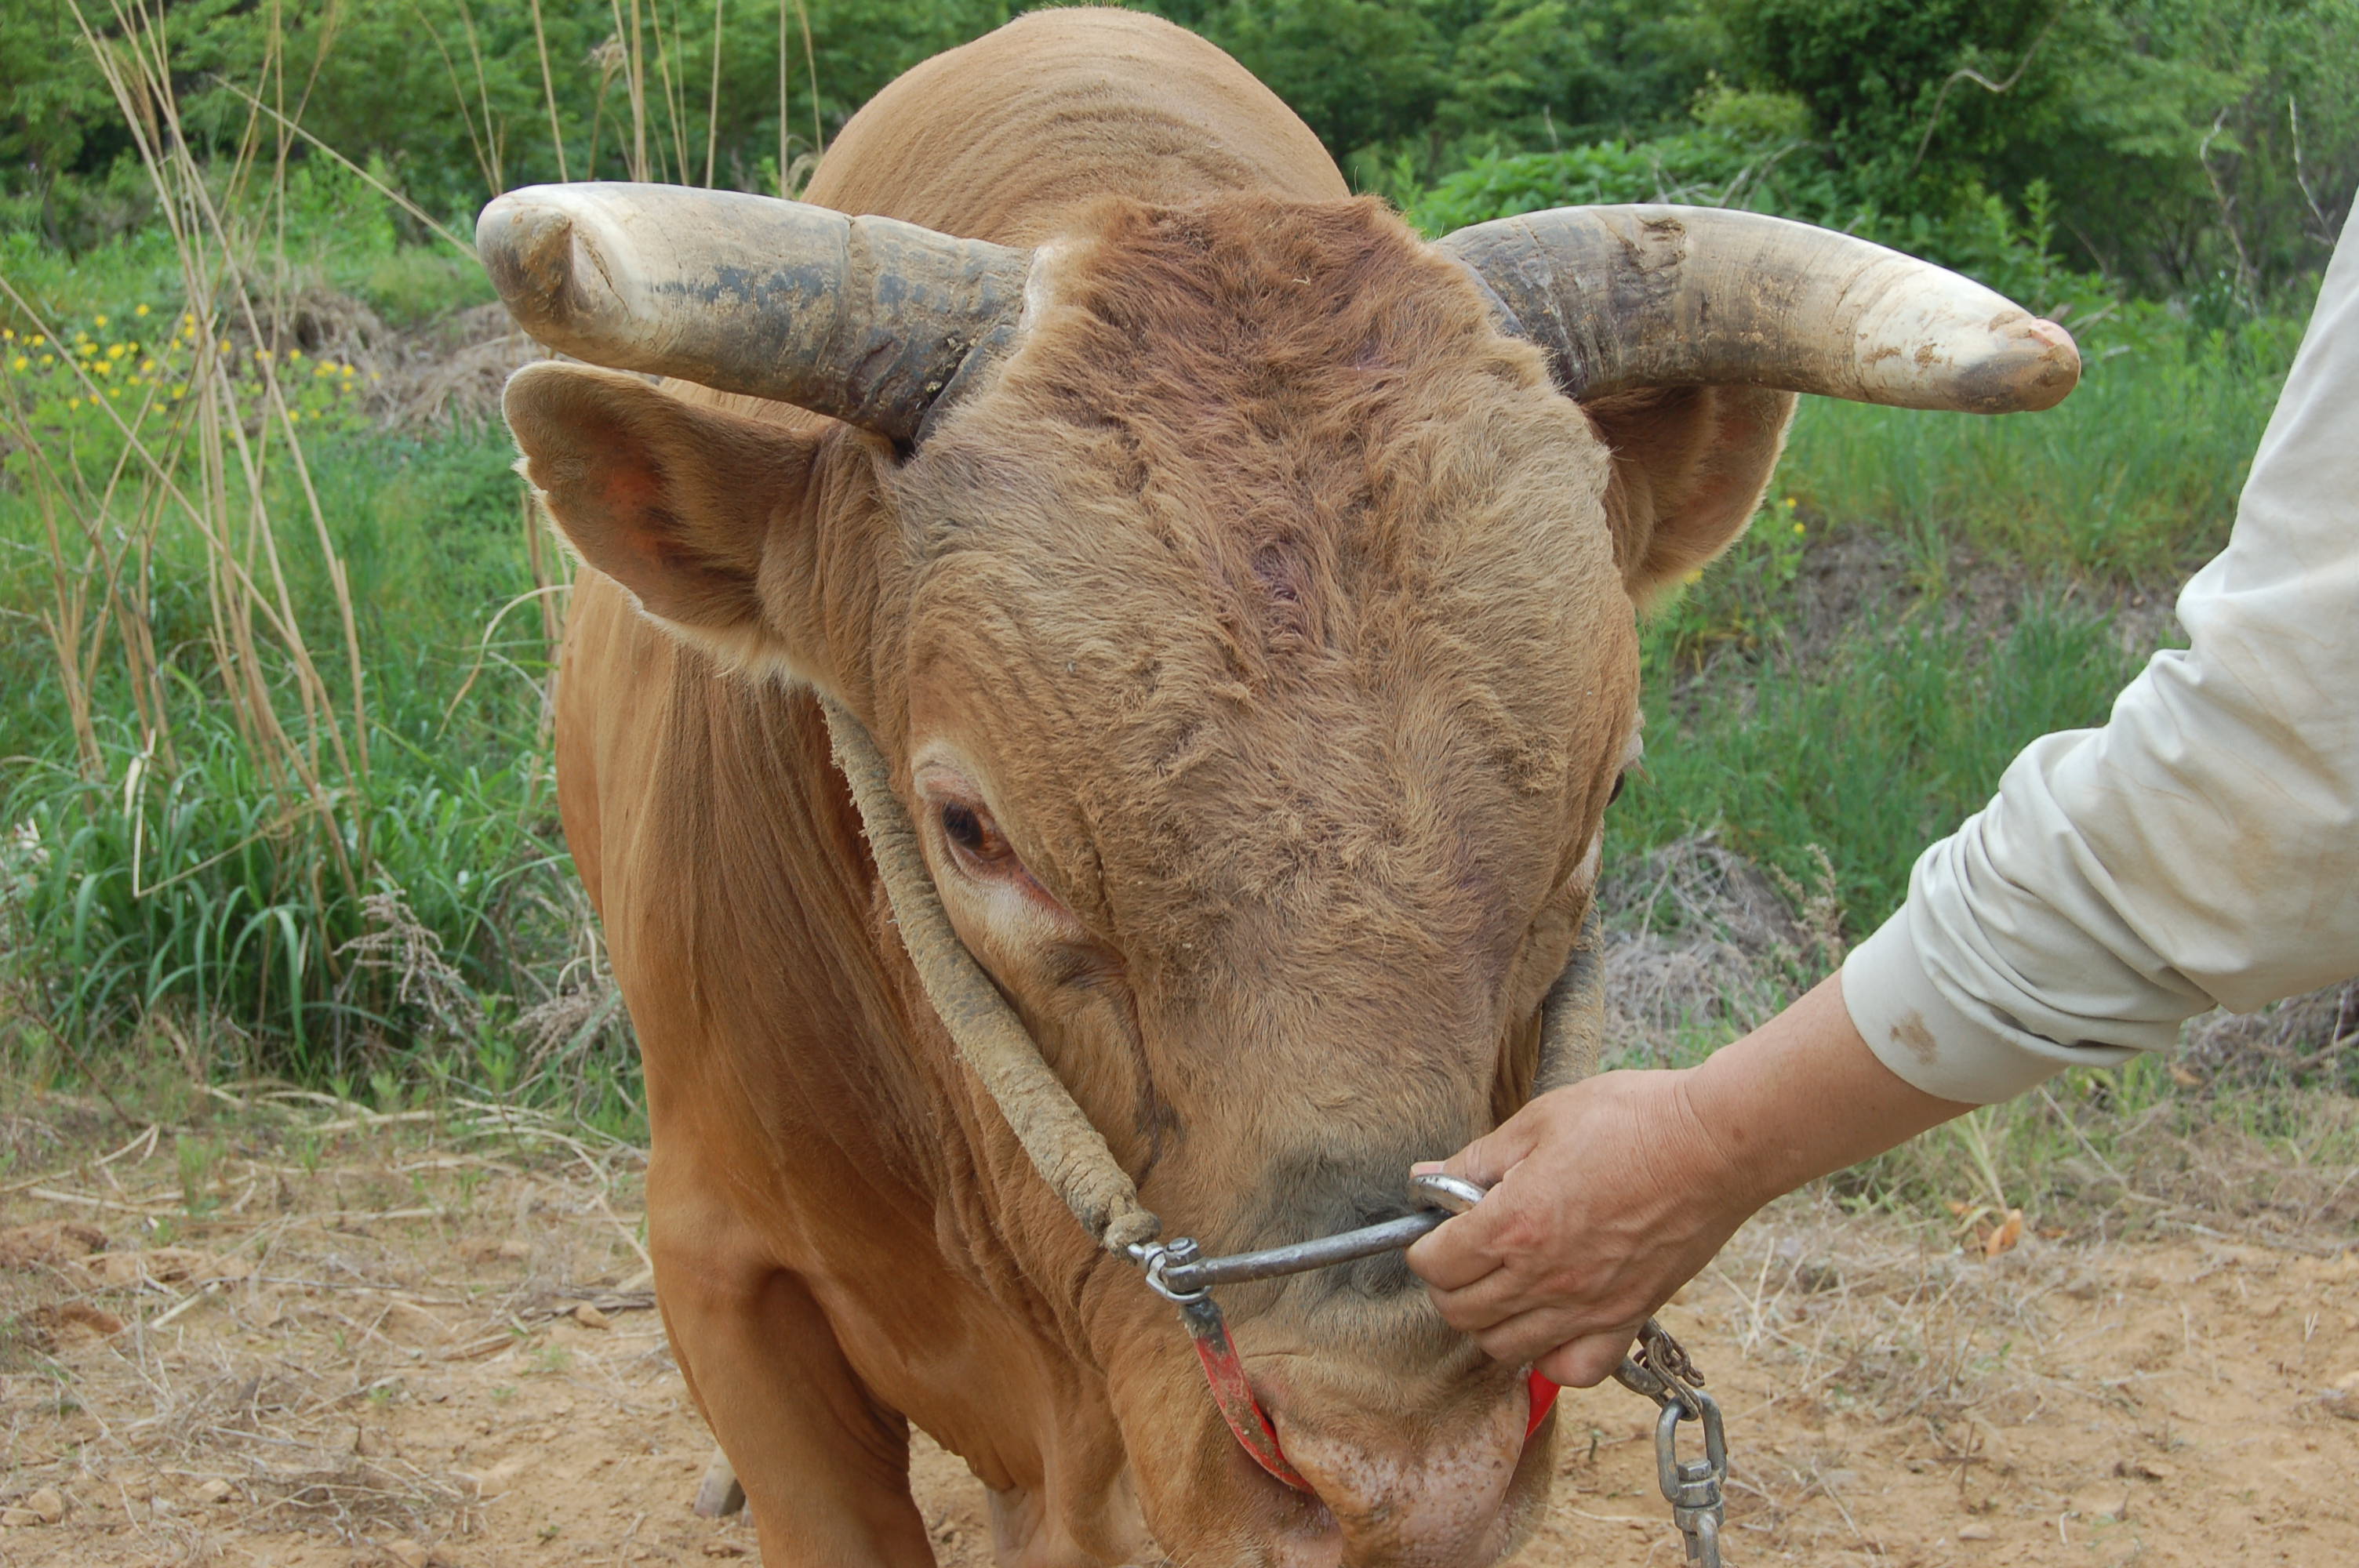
left=1619, top=588, right=2149, bottom=931
left=0, top=396, right=632, bottom=1115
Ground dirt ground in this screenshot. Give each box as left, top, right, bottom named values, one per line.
left=4, top=1091, right=2357, bottom=1567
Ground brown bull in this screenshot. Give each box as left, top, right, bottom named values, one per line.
left=480, top=10, right=2075, bottom=1565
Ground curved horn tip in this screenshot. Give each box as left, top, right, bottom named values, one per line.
left=476, top=191, right=586, bottom=333
left=1964, top=312, right=2081, bottom=414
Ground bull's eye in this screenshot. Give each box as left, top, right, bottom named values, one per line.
left=940, top=799, right=1015, bottom=870
left=1608, top=771, right=1629, bottom=808
left=943, top=801, right=986, bottom=853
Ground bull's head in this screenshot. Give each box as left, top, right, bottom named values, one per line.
left=485, top=183, right=2073, bottom=1565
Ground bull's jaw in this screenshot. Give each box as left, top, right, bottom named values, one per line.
left=1096, top=1299, right=1548, bottom=1568
left=1249, top=1344, right=1545, bottom=1568
left=1260, top=1403, right=1544, bottom=1568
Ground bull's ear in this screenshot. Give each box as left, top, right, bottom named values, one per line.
left=1587, top=384, right=1797, bottom=604
left=503, top=362, right=820, bottom=634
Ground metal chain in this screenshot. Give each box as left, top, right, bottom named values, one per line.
left=1613, top=1319, right=1729, bottom=1566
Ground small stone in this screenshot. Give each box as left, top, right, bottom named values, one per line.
left=572, top=1302, right=612, bottom=1331
left=23, top=1488, right=65, bottom=1525
left=1, top=1508, right=42, bottom=1528
left=385, top=1539, right=431, bottom=1568
left=195, top=1478, right=234, bottom=1504
left=1957, top=1523, right=1996, bottom=1541
left=476, top=1457, right=528, bottom=1497
left=2122, top=1457, right=2174, bottom=1481
left=700, top=1544, right=747, bottom=1559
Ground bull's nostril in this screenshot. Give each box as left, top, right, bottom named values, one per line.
left=1305, top=1244, right=1419, bottom=1301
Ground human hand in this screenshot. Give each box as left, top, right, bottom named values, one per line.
left=1404, top=1069, right=1768, bottom=1389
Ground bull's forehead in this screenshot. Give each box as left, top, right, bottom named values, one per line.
left=890, top=196, right=1637, bottom=970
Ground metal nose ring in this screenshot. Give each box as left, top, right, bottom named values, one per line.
left=1131, top=1170, right=1492, bottom=1301
left=1408, top=1171, right=1488, bottom=1216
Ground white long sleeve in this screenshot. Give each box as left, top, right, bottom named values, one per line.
left=1841, top=218, right=2359, bottom=1105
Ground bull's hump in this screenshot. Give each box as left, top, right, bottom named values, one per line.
left=805, top=9, right=1346, bottom=245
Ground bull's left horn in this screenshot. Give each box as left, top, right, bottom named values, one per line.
left=1439, top=205, right=2079, bottom=414
left=476, top=183, right=1031, bottom=441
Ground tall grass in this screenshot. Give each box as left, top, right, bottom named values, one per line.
left=0, top=0, right=807, bottom=1116
left=0, top=2, right=586, bottom=1109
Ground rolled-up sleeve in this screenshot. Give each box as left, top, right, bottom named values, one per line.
left=1841, top=218, right=2359, bottom=1105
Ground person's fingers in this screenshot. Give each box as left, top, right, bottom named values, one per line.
left=1467, top=1305, right=1579, bottom=1367
left=1406, top=1105, right=1554, bottom=1289
left=1437, top=1095, right=1553, bottom=1188
left=1535, top=1327, right=1641, bottom=1390
left=1422, top=1238, right=1589, bottom=1330
left=1405, top=1210, right=1508, bottom=1293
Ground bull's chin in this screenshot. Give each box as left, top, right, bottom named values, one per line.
left=1131, top=1367, right=1547, bottom=1568
left=1261, top=1388, right=1547, bottom=1568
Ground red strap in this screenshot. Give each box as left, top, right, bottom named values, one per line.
left=1525, top=1370, right=1560, bottom=1437
left=1184, top=1301, right=1313, bottom=1490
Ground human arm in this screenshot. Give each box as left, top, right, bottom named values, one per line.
left=1406, top=971, right=1970, bottom=1388
left=1844, top=216, right=2359, bottom=1100
left=1412, top=212, right=2359, bottom=1381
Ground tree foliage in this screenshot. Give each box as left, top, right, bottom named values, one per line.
left=2, top=0, right=2350, bottom=299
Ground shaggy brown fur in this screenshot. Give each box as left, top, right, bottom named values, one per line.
left=503, top=10, right=1790, bottom=1567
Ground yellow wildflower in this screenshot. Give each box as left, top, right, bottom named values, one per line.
left=93, top=358, right=111, bottom=376
left=67, top=397, right=82, bottom=410
left=170, top=385, right=186, bottom=400
left=108, top=387, right=121, bottom=399
left=1, top=328, right=12, bottom=340
left=183, top=313, right=196, bottom=329
left=1791, top=521, right=1805, bottom=537
left=140, top=358, right=155, bottom=373
left=134, top=303, right=150, bottom=318
left=255, top=347, right=272, bottom=361
left=288, top=348, right=303, bottom=362
left=28, top=334, right=43, bottom=347
left=106, top=342, right=126, bottom=359
left=219, top=338, right=233, bottom=353
left=93, top=314, right=107, bottom=328
left=9, top=356, right=24, bottom=372
left=1683, top=568, right=1705, bottom=584
left=38, top=353, right=53, bottom=366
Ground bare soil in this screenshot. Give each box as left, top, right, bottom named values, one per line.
left=3, top=1092, right=2355, bottom=1568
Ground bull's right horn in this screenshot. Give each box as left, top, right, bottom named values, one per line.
left=476, top=183, right=1031, bottom=443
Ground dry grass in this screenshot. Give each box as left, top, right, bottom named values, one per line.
left=1592, top=830, right=1846, bottom=1063
left=0, top=1089, right=659, bottom=1559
